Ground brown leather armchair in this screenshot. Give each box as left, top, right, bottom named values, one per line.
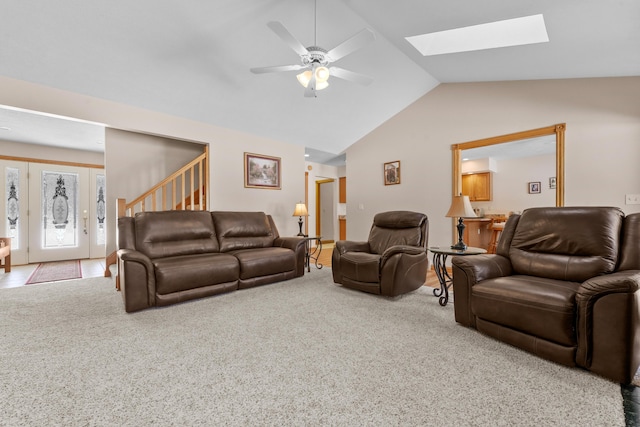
left=332, top=211, right=429, bottom=296
left=452, top=206, right=640, bottom=384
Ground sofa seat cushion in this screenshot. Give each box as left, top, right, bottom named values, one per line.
left=231, top=247, right=296, bottom=279
left=471, top=275, right=580, bottom=346
left=153, top=253, right=239, bottom=295
left=340, top=252, right=381, bottom=283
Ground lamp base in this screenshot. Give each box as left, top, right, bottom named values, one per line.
left=450, top=242, right=468, bottom=251
left=450, top=217, right=468, bottom=251
left=297, top=217, right=305, bottom=237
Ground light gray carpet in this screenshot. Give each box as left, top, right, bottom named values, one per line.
left=1, top=269, right=624, bottom=426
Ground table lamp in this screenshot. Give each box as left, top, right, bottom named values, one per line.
left=292, top=202, right=308, bottom=236
left=445, top=195, right=477, bottom=250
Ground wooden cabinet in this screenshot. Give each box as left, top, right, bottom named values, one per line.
left=462, top=218, right=492, bottom=249
left=339, top=218, right=346, bottom=240
left=461, top=172, right=492, bottom=201
left=339, top=177, right=346, bottom=203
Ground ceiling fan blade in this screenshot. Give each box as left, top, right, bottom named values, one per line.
left=329, top=67, right=374, bottom=86
left=326, top=28, right=375, bottom=62
left=304, top=64, right=318, bottom=98
left=267, top=21, right=309, bottom=57
left=250, top=64, right=306, bottom=74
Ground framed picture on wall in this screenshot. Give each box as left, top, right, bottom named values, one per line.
left=528, top=181, right=541, bottom=194
left=244, top=152, right=281, bottom=189
left=384, top=160, right=401, bottom=185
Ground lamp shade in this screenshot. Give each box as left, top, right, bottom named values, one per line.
left=293, top=203, right=308, bottom=217
left=445, top=195, right=477, bottom=218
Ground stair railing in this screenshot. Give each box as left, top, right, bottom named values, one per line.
left=116, top=146, right=208, bottom=218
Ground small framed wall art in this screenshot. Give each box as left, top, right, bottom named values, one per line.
left=244, top=152, right=281, bottom=189
left=384, top=160, right=401, bottom=185
left=528, top=181, right=541, bottom=194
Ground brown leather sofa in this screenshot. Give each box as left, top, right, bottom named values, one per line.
left=117, top=210, right=305, bottom=312
left=331, top=210, right=429, bottom=296
left=452, top=206, right=640, bottom=384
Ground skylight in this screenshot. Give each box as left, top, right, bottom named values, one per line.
left=406, top=14, right=549, bottom=56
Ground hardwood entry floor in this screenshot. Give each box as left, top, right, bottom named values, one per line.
left=0, top=258, right=106, bottom=289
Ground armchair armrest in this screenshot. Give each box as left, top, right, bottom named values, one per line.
left=451, top=254, right=513, bottom=284
left=379, top=245, right=429, bottom=296
left=578, top=270, right=640, bottom=300
left=575, top=270, right=640, bottom=380
left=381, top=245, right=425, bottom=265
left=452, top=254, right=513, bottom=327
left=117, top=249, right=156, bottom=313
left=335, top=240, right=370, bottom=255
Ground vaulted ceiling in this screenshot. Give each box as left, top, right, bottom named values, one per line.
left=0, top=1, right=638, bottom=164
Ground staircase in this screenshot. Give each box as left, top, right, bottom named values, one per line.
left=117, top=147, right=209, bottom=217
left=105, top=146, right=209, bottom=285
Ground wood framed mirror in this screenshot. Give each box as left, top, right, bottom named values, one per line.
left=451, top=123, right=565, bottom=208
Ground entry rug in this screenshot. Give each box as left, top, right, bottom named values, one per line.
left=25, top=260, right=82, bottom=285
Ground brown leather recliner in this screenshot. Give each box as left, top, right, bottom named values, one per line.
left=452, top=206, right=640, bottom=384
left=332, top=211, right=429, bottom=296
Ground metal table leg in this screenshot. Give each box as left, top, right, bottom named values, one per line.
left=432, top=253, right=452, bottom=306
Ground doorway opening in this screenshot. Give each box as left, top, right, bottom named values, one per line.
left=315, top=178, right=336, bottom=243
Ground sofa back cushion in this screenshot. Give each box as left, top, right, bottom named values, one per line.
left=134, top=211, right=219, bottom=259
left=509, top=207, right=623, bottom=282
left=368, top=211, right=428, bottom=255
left=212, top=211, right=275, bottom=252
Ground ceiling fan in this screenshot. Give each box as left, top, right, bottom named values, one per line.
left=250, top=2, right=375, bottom=98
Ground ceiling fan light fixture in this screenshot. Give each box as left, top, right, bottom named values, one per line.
left=296, top=69, right=329, bottom=90
left=315, top=66, right=330, bottom=83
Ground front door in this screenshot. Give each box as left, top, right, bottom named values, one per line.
left=27, top=163, right=91, bottom=263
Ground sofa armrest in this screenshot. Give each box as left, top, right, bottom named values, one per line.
left=335, top=240, right=370, bottom=254
left=117, top=249, right=156, bottom=313
left=575, top=270, right=640, bottom=380
left=273, top=236, right=305, bottom=251
left=452, top=254, right=513, bottom=327
left=273, top=237, right=306, bottom=277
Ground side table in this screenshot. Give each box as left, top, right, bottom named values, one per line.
left=302, top=236, right=323, bottom=272
left=428, top=246, right=487, bottom=306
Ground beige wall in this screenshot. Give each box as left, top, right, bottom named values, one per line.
left=1, top=140, right=104, bottom=165
left=346, top=77, right=640, bottom=246
left=0, top=76, right=306, bottom=256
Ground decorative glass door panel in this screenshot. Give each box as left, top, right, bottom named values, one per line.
left=42, top=171, right=79, bottom=248
left=0, top=160, right=28, bottom=265
left=28, top=163, right=91, bottom=263
left=90, top=169, right=106, bottom=259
